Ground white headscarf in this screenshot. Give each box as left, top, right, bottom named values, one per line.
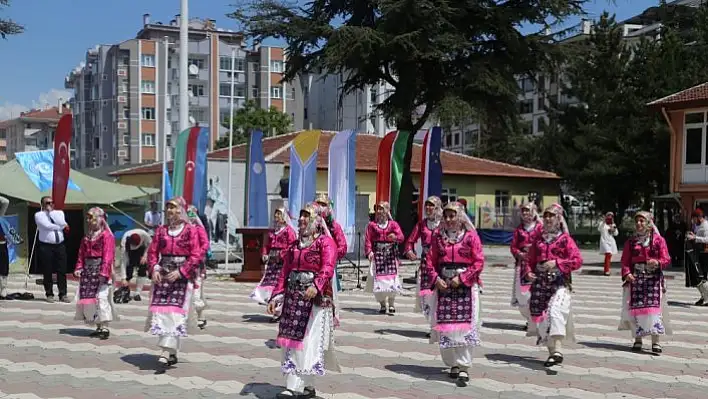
left=441, top=201, right=475, bottom=243
left=271, top=207, right=292, bottom=232
left=424, top=196, right=443, bottom=228
left=542, top=203, right=567, bottom=242
left=634, top=210, right=659, bottom=245
left=374, top=201, right=393, bottom=225
left=299, top=203, right=331, bottom=247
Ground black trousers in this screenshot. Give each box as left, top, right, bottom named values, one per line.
left=38, top=242, right=67, bottom=298
left=126, top=263, right=147, bottom=281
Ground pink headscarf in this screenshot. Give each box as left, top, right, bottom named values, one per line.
left=520, top=202, right=539, bottom=225
left=165, top=196, right=189, bottom=227
left=86, top=207, right=112, bottom=236
left=542, top=203, right=567, bottom=241
left=374, top=201, right=393, bottom=224
left=634, top=210, right=659, bottom=241
left=301, top=202, right=331, bottom=238
left=442, top=201, right=475, bottom=232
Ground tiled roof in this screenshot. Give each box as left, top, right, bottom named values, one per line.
left=109, top=131, right=560, bottom=179
left=19, top=106, right=72, bottom=121
left=647, top=82, right=708, bottom=109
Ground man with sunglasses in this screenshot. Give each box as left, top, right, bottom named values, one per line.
left=34, top=196, right=70, bottom=303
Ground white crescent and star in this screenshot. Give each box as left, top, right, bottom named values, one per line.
left=57, top=142, right=69, bottom=166
left=252, top=162, right=263, bottom=174
left=185, top=160, right=195, bottom=171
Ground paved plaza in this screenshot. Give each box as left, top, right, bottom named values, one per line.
left=0, top=249, right=706, bottom=398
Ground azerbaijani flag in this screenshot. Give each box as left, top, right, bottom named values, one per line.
left=288, top=130, right=321, bottom=221
left=172, top=126, right=209, bottom=212
left=376, top=130, right=410, bottom=219
left=419, top=126, right=443, bottom=217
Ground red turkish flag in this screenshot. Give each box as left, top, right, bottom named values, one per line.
left=182, top=126, right=201, bottom=204
left=52, top=114, right=73, bottom=210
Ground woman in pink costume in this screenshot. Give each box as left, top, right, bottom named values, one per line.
left=524, top=203, right=582, bottom=367
left=510, top=202, right=543, bottom=329
left=251, top=207, right=297, bottom=321
left=267, top=203, right=340, bottom=399
left=187, top=205, right=210, bottom=329
left=618, top=211, right=672, bottom=354
left=145, top=196, right=202, bottom=367
left=364, top=201, right=405, bottom=314
left=424, top=202, right=484, bottom=383
left=73, top=207, right=118, bottom=340
left=405, top=196, right=442, bottom=329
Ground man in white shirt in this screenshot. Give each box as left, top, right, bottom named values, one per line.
left=117, top=228, right=151, bottom=301
left=34, top=196, right=70, bottom=303
left=144, top=201, right=162, bottom=235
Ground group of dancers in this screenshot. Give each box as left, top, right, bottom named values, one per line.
left=32, top=191, right=675, bottom=399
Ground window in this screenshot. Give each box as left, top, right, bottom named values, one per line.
left=142, top=133, right=155, bottom=146
left=141, top=54, right=155, bottom=67
left=445, top=132, right=452, bottom=147
left=188, top=58, right=205, bottom=70
left=120, top=56, right=129, bottom=66
left=102, top=74, right=107, bottom=81
left=521, top=121, right=533, bottom=135
left=122, top=108, right=130, bottom=119
left=289, top=87, right=296, bottom=100
left=464, top=129, right=478, bottom=146
left=252, top=87, right=259, bottom=98
left=686, top=112, right=705, bottom=124
left=685, top=128, right=703, bottom=165
left=219, top=56, right=230, bottom=71
left=452, top=132, right=460, bottom=146
left=271, top=60, right=283, bottom=73
left=167, top=56, right=172, bottom=69
left=166, top=134, right=172, bottom=147
left=123, top=134, right=130, bottom=145
left=141, top=107, right=156, bottom=120
left=219, top=83, right=231, bottom=97
left=141, top=80, right=155, bottom=94
left=191, top=109, right=206, bottom=123
left=271, top=86, right=282, bottom=99
left=519, top=99, right=534, bottom=114
left=188, top=84, right=205, bottom=97
left=220, top=111, right=231, bottom=123
left=440, top=188, right=458, bottom=205
left=538, top=75, right=546, bottom=91
left=119, top=80, right=128, bottom=93
left=235, top=87, right=245, bottom=98
left=517, top=76, right=534, bottom=93
left=527, top=191, right=541, bottom=207
left=370, top=87, right=378, bottom=104
left=537, top=117, right=548, bottom=134
left=495, top=190, right=511, bottom=214
left=537, top=93, right=546, bottom=111
left=94, top=137, right=100, bottom=149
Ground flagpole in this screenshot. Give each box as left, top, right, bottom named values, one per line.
left=161, top=36, right=169, bottom=211
left=179, top=0, right=189, bottom=132
left=225, top=46, right=236, bottom=268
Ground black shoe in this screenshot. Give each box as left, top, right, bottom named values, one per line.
left=388, top=306, right=396, bottom=314
left=0, top=295, right=10, bottom=300
left=276, top=390, right=298, bottom=399
left=651, top=344, right=663, bottom=354
left=695, top=298, right=704, bottom=306
left=458, top=370, right=469, bottom=382
left=168, top=354, right=178, bottom=365
left=632, top=341, right=643, bottom=352
left=379, top=305, right=387, bottom=314
left=197, top=319, right=207, bottom=329
left=425, top=332, right=431, bottom=338
left=98, top=328, right=110, bottom=340
left=523, top=322, right=528, bottom=331
left=133, top=295, right=142, bottom=302
left=303, top=387, right=316, bottom=398
left=89, top=328, right=102, bottom=338
left=448, top=366, right=460, bottom=379
left=544, top=353, right=564, bottom=367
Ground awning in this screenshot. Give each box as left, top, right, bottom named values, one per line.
left=0, top=159, right=158, bottom=204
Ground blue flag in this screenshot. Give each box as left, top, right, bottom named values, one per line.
left=15, top=150, right=80, bottom=192
left=0, top=215, right=21, bottom=264
left=419, top=126, right=443, bottom=216
left=192, top=128, right=210, bottom=214
left=245, top=130, right=269, bottom=227
left=163, top=163, right=173, bottom=205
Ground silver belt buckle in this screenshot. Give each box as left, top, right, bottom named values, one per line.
left=634, top=263, right=647, bottom=273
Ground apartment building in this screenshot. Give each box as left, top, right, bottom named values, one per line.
left=304, top=72, right=396, bottom=136
left=65, top=14, right=303, bottom=169
left=441, top=0, right=699, bottom=155
left=0, top=105, right=72, bottom=162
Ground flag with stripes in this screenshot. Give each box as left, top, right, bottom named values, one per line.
left=376, top=130, right=410, bottom=219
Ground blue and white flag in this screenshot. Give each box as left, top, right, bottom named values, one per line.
left=0, top=215, right=21, bottom=264
left=245, top=130, right=269, bottom=227
left=419, top=126, right=443, bottom=216
left=15, top=150, right=80, bottom=192
left=328, top=129, right=357, bottom=248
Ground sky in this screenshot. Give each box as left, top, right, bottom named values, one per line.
left=0, top=0, right=662, bottom=121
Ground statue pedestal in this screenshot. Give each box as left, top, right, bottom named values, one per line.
left=232, top=227, right=270, bottom=282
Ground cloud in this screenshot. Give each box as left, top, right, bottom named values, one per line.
left=0, top=89, right=73, bottom=121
